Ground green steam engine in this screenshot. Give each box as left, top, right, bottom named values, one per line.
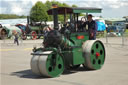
left=30, top=6, right=105, bottom=77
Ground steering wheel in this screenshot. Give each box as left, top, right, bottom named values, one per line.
left=81, top=17, right=86, bottom=23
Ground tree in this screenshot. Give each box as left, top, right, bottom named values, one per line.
left=45, top=1, right=53, bottom=21
left=72, top=4, right=77, bottom=7
left=30, top=1, right=76, bottom=22
left=30, top=1, right=48, bottom=22
left=45, top=1, right=70, bottom=21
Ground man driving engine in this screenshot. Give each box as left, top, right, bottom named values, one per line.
left=83, top=14, right=96, bottom=40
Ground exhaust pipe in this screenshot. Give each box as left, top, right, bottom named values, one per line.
left=52, top=4, right=59, bottom=30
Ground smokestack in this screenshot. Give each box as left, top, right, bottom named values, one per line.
left=27, top=16, right=30, bottom=25
left=52, top=4, right=58, bottom=30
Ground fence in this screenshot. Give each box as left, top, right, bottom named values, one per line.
left=1, top=32, right=128, bottom=46
left=98, top=32, right=128, bottom=46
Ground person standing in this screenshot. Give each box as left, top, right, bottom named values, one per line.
left=83, top=14, right=96, bottom=40
left=13, top=30, right=19, bottom=46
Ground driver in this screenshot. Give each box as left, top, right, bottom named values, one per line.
left=83, top=14, right=96, bottom=40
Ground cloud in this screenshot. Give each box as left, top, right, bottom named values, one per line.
left=0, top=0, right=128, bottom=17
left=59, top=0, right=128, bottom=17
left=11, top=6, right=23, bottom=14
left=62, top=0, right=128, bottom=9
left=0, top=0, right=32, bottom=15
left=0, top=0, right=50, bottom=15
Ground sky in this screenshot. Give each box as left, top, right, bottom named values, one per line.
left=0, top=0, right=128, bottom=18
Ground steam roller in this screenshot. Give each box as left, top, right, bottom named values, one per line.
left=30, top=30, right=105, bottom=77
left=30, top=6, right=106, bottom=77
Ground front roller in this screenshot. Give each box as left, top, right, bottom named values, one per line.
left=82, top=40, right=105, bottom=70
left=31, top=51, right=64, bottom=77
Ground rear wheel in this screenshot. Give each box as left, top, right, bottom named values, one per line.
left=82, top=40, right=105, bottom=70
left=31, top=31, right=37, bottom=40
left=0, top=28, right=7, bottom=39
left=21, top=32, right=27, bottom=40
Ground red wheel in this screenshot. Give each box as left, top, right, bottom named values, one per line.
left=22, top=32, right=27, bottom=40
left=31, top=31, right=37, bottom=40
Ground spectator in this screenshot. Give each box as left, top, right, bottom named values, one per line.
left=13, top=30, right=19, bottom=46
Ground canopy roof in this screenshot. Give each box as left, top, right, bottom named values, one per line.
left=47, top=7, right=102, bottom=15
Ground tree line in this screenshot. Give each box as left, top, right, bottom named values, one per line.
left=0, top=14, right=26, bottom=19
left=30, top=1, right=78, bottom=22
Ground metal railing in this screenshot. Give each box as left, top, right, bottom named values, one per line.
left=1, top=32, right=128, bottom=47
left=104, top=32, right=128, bottom=46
